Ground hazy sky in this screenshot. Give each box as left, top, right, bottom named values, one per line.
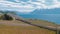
left=0, top=0, right=60, bottom=13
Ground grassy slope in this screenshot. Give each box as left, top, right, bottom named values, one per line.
left=0, top=20, right=56, bottom=34
left=27, top=19, right=57, bottom=27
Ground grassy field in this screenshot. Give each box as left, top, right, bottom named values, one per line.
left=0, top=20, right=57, bottom=34
left=27, top=19, right=57, bottom=27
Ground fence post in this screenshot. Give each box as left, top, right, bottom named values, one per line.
left=57, top=25, right=60, bottom=34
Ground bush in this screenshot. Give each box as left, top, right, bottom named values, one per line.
left=0, top=14, right=13, bottom=20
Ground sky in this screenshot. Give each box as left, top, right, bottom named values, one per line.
left=0, top=0, right=60, bottom=24
left=0, top=0, right=60, bottom=13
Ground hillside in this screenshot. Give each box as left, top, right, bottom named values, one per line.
left=27, top=19, right=57, bottom=27
left=0, top=13, right=57, bottom=34
left=0, top=20, right=57, bottom=34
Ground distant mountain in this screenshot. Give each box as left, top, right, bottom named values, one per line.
left=31, top=8, right=60, bottom=14
left=17, top=8, right=60, bottom=15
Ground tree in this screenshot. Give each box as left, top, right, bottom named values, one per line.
left=0, top=10, right=16, bottom=20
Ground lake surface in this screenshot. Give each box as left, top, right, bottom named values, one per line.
left=19, top=14, right=60, bottom=25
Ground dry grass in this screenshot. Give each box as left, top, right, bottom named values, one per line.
left=27, top=19, right=57, bottom=27
left=0, top=24, right=56, bottom=34
left=0, top=20, right=57, bottom=34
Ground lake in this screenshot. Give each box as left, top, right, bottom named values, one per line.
left=19, top=14, right=60, bottom=25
